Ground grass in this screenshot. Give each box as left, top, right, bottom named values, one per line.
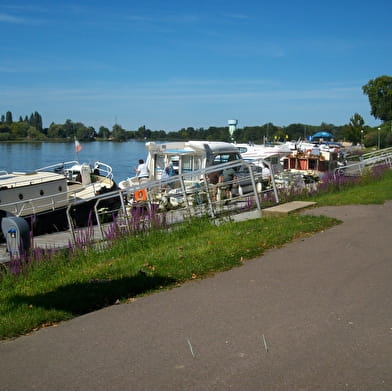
left=1, top=167, right=391, bottom=340
left=306, top=167, right=392, bottom=206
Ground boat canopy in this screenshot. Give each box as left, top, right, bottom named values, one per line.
left=311, top=131, right=334, bottom=140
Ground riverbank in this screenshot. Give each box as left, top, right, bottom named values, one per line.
left=1, top=167, right=391, bottom=340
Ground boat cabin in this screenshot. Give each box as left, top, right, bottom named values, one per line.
left=145, top=141, right=242, bottom=181
left=0, top=171, right=69, bottom=217
left=282, top=148, right=339, bottom=175
left=118, top=140, right=251, bottom=190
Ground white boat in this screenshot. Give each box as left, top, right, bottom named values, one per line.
left=117, top=140, right=277, bottom=212
left=37, top=160, right=117, bottom=196
left=119, top=141, right=243, bottom=190
left=233, top=142, right=292, bottom=160
left=232, top=143, right=291, bottom=173
left=0, top=160, right=119, bottom=240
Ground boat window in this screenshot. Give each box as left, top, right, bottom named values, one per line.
left=270, top=156, right=279, bottom=165
left=182, top=155, right=193, bottom=172
left=40, top=190, right=44, bottom=196
left=58, top=186, right=63, bottom=192
left=309, top=159, right=317, bottom=170
left=213, top=153, right=241, bottom=165
left=18, top=193, right=23, bottom=200
left=193, top=157, right=202, bottom=171
left=153, top=155, right=166, bottom=179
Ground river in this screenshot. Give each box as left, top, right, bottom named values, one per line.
left=0, top=140, right=152, bottom=183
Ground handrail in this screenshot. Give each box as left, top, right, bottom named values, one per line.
left=0, top=191, right=69, bottom=216
left=361, top=146, right=392, bottom=160
left=3, top=159, right=280, bottom=245
left=35, top=161, right=79, bottom=172
left=94, top=161, right=114, bottom=181
left=335, top=148, right=392, bottom=177
left=36, top=160, right=114, bottom=181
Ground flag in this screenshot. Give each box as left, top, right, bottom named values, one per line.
left=75, top=139, right=82, bottom=153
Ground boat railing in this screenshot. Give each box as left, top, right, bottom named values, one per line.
left=93, top=161, right=114, bottom=181
left=36, top=161, right=80, bottom=173
left=36, top=160, right=114, bottom=181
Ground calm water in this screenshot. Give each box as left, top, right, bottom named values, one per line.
left=0, top=140, right=151, bottom=182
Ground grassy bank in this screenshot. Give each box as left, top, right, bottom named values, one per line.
left=309, top=168, right=392, bottom=205
left=1, top=168, right=391, bottom=339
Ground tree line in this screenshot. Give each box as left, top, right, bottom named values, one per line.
left=1, top=75, right=392, bottom=148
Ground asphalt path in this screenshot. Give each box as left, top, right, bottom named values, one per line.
left=1, top=202, right=391, bottom=391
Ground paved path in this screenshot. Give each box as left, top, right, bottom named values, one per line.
left=1, top=202, right=391, bottom=391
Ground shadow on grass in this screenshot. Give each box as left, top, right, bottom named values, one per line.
left=10, top=272, right=177, bottom=315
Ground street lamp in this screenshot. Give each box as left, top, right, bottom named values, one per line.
left=361, top=129, right=364, bottom=147
left=377, top=127, right=381, bottom=149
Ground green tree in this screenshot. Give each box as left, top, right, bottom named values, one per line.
left=135, top=125, right=151, bottom=140
left=5, top=111, right=13, bottom=124
left=0, top=124, right=10, bottom=134
left=112, top=124, right=126, bottom=141
left=362, top=75, right=392, bottom=122
left=75, top=124, right=95, bottom=141
left=98, top=126, right=111, bottom=139
left=29, top=111, right=43, bottom=132
left=27, top=126, right=46, bottom=140
left=344, top=113, right=365, bottom=145
left=285, top=123, right=306, bottom=141
left=63, top=119, right=76, bottom=138
left=47, top=123, right=66, bottom=138
left=10, top=122, right=29, bottom=138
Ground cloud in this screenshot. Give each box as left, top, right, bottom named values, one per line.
left=0, top=12, right=25, bottom=23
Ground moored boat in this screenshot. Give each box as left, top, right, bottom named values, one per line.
left=0, top=160, right=119, bottom=241
left=119, top=141, right=243, bottom=190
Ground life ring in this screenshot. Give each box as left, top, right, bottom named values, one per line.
left=134, top=188, right=148, bottom=202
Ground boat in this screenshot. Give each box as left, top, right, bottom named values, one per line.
left=119, top=141, right=243, bottom=190
left=276, top=141, right=344, bottom=187
left=0, top=161, right=119, bottom=241
left=37, top=160, right=117, bottom=197
left=232, top=142, right=292, bottom=173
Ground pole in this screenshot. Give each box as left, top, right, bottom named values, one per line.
left=377, top=127, right=381, bottom=149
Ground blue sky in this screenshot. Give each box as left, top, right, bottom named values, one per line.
left=1, top=0, right=391, bottom=132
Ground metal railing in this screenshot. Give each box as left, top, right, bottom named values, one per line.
left=36, top=160, right=114, bottom=181
left=335, top=147, right=392, bottom=177
left=65, top=159, right=280, bottom=243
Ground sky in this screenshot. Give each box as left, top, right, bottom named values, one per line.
left=1, top=0, right=391, bottom=132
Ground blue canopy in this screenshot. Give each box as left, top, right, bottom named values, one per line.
left=311, top=131, right=334, bottom=139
